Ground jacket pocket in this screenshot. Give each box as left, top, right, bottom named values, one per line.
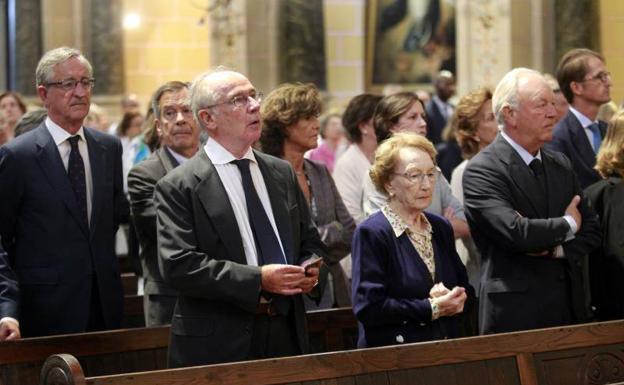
left=17, top=266, right=58, bottom=285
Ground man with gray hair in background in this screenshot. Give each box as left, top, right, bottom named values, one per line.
left=0, top=47, right=128, bottom=339
left=154, top=69, right=326, bottom=367
left=462, top=68, right=600, bottom=335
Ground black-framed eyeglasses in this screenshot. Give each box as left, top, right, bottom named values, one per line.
left=392, top=170, right=437, bottom=185
left=583, top=71, right=611, bottom=84
left=205, top=92, right=263, bottom=109
left=45, top=77, right=95, bottom=91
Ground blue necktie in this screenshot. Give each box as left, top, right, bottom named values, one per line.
left=67, top=136, right=88, bottom=228
left=588, top=123, right=602, bottom=153
left=232, top=159, right=286, bottom=265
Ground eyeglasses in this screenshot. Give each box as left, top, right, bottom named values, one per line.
left=583, top=71, right=611, bottom=83
left=45, top=77, right=96, bottom=91
left=206, top=92, right=263, bottom=109
left=392, top=170, right=437, bottom=185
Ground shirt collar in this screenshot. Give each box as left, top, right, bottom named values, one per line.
left=432, top=95, right=452, bottom=113
left=500, top=129, right=541, bottom=166
left=568, top=106, right=597, bottom=129
left=45, top=116, right=86, bottom=146
left=165, top=146, right=191, bottom=165
left=381, top=204, right=432, bottom=238
left=203, top=137, right=256, bottom=165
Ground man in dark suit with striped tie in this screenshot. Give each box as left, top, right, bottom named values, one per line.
left=545, top=48, right=611, bottom=189
left=154, top=69, right=327, bottom=368
left=0, top=47, right=128, bottom=339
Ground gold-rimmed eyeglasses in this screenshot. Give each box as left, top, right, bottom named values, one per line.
left=392, top=170, right=437, bottom=185
left=45, top=77, right=95, bottom=91
left=205, top=92, right=263, bottom=109
left=582, top=71, right=611, bottom=84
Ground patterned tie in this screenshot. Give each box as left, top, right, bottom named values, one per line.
left=232, top=159, right=286, bottom=265
left=67, top=136, right=89, bottom=227
left=587, top=123, right=602, bottom=153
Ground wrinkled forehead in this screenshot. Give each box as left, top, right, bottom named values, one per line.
left=160, top=89, right=190, bottom=107
left=518, top=75, right=553, bottom=102
left=209, top=72, right=255, bottom=99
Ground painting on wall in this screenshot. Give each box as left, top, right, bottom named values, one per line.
left=366, top=0, right=456, bottom=90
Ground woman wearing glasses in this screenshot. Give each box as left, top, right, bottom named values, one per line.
left=352, top=132, right=473, bottom=348
left=259, top=83, right=355, bottom=309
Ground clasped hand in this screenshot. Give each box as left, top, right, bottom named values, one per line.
left=429, top=282, right=467, bottom=317
left=261, top=264, right=320, bottom=295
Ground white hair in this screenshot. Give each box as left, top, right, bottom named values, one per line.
left=492, top=67, right=543, bottom=127
left=189, top=66, right=244, bottom=128
left=35, top=47, right=92, bottom=87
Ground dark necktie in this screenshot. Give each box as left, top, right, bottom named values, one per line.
left=587, top=123, right=602, bottom=153
left=232, top=159, right=286, bottom=265
left=67, top=135, right=89, bottom=227
left=529, top=158, right=548, bottom=213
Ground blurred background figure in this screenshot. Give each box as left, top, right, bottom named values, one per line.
left=260, top=83, right=355, bottom=309
left=585, top=110, right=624, bottom=321
left=84, top=103, right=110, bottom=133
left=382, top=83, right=403, bottom=96
left=117, top=111, right=145, bottom=192
left=108, top=93, right=141, bottom=135
left=449, top=88, right=497, bottom=297
left=352, top=132, right=473, bottom=348
left=0, top=91, right=27, bottom=145
left=597, top=101, right=619, bottom=123
left=544, top=73, right=569, bottom=123
left=425, top=70, right=456, bottom=145
left=13, top=109, right=48, bottom=138
left=308, top=110, right=347, bottom=172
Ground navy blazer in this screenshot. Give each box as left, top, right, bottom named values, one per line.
left=0, top=123, right=128, bottom=337
left=545, top=110, right=606, bottom=189
left=425, top=100, right=448, bottom=145
left=351, top=210, right=473, bottom=348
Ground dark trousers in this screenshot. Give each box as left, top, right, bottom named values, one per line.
left=248, top=311, right=300, bottom=359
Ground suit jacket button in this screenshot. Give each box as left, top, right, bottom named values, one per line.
left=395, top=334, right=404, bottom=343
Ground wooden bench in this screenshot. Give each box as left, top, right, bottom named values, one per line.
left=0, top=307, right=357, bottom=385
left=121, top=273, right=138, bottom=296
left=40, top=320, right=624, bottom=385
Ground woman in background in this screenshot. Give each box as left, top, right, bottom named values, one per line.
left=0, top=92, right=27, bottom=145
left=260, top=83, right=355, bottom=309
left=308, top=111, right=347, bottom=172
left=585, top=111, right=624, bottom=320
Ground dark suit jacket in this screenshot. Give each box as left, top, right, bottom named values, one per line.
left=425, top=99, right=448, bottom=145
left=585, top=177, right=624, bottom=320
left=545, top=110, right=606, bottom=189
left=305, top=159, right=355, bottom=307
left=154, top=149, right=326, bottom=367
left=0, top=123, right=128, bottom=337
left=351, top=211, right=473, bottom=348
left=463, top=134, right=601, bottom=334
left=128, top=147, right=179, bottom=326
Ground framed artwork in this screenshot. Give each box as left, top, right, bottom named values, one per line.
left=366, top=0, right=456, bottom=91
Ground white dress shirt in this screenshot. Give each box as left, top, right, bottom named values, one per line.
left=332, top=144, right=371, bottom=224
left=45, top=117, right=93, bottom=224
left=203, top=138, right=286, bottom=266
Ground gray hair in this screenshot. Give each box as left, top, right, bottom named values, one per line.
left=151, top=81, right=190, bottom=119
left=189, top=66, right=237, bottom=128
left=35, top=47, right=93, bottom=87
left=492, top=67, right=542, bottom=127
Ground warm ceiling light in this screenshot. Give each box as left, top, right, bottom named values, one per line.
left=123, top=13, right=141, bottom=29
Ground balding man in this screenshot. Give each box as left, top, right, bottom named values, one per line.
left=463, top=68, right=601, bottom=334
left=154, top=69, right=326, bottom=367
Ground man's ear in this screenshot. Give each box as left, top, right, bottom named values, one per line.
left=502, top=105, right=516, bottom=127
left=569, top=81, right=584, bottom=97
left=155, top=119, right=163, bottom=137
left=37, top=85, right=48, bottom=106
left=198, top=109, right=216, bottom=132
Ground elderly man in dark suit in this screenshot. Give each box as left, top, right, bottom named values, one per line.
left=128, top=81, right=200, bottom=326
left=463, top=68, right=601, bottom=335
left=545, top=48, right=611, bottom=189
left=154, top=69, right=326, bottom=368
left=0, top=47, right=128, bottom=340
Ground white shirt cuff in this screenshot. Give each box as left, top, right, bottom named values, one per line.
left=0, top=317, right=19, bottom=327
left=563, top=215, right=577, bottom=241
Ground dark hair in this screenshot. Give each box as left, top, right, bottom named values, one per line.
left=151, top=81, right=190, bottom=119
left=373, top=92, right=423, bottom=143
left=117, top=111, right=143, bottom=137
left=14, top=109, right=48, bottom=137
left=341, top=93, right=382, bottom=143
left=0, top=91, right=27, bottom=114
left=259, top=83, right=322, bottom=157
left=556, top=48, right=604, bottom=103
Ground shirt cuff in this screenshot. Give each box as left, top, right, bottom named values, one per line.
left=429, top=298, right=441, bottom=320
left=0, top=317, right=19, bottom=328
left=563, top=215, right=577, bottom=241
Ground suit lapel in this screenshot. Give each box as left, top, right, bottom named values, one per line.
left=85, top=128, right=106, bottom=238
left=193, top=152, right=247, bottom=265
left=256, top=152, right=294, bottom=264
left=494, top=135, right=546, bottom=217
left=567, top=113, right=597, bottom=170
left=398, top=235, right=434, bottom=288
left=159, top=147, right=179, bottom=173
left=34, top=125, right=89, bottom=238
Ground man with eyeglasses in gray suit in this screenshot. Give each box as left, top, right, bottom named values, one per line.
left=0, top=47, right=128, bottom=339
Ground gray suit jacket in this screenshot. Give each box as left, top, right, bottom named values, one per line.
left=463, top=134, right=601, bottom=334
left=128, top=147, right=180, bottom=325
left=305, top=159, right=355, bottom=306
left=154, top=149, right=326, bottom=367
left=0, top=123, right=128, bottom=337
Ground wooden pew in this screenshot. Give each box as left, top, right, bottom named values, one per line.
left=122, top=294, right=144, bottom=328
left=121, top=273, right=138, bottom=296
left=40, top=320, right=624, bottom=385
left=0, top=307, right=357, bottom=385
